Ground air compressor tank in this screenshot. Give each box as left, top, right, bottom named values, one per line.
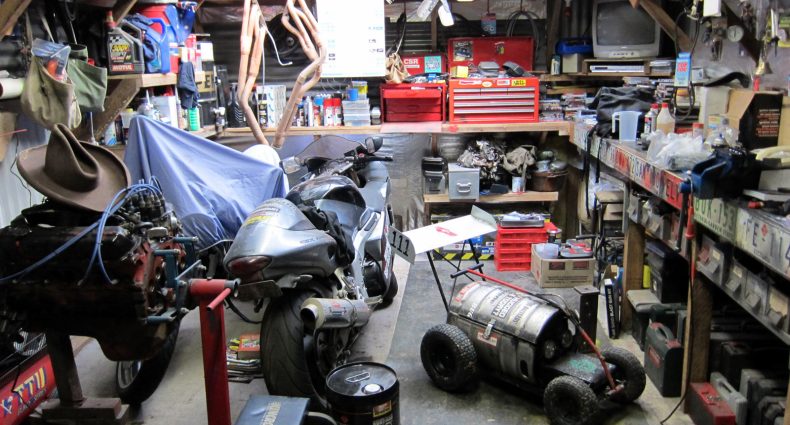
left=447, top=281, right=576, bottom=385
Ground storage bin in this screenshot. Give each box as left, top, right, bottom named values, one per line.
left=381, top=83, right=445, bottom=122
left=697, top=234, right=731, bottom=286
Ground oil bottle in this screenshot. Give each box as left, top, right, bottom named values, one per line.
left=106, top=11, right=144, bottom=75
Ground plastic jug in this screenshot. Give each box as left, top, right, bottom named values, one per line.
left=612, top=111, right=642, bottom=142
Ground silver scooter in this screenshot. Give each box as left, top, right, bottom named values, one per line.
left=223, top=135, right=397, bottom=406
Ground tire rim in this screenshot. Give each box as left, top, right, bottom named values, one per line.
left=117, top=361, right=142, bottom=390
left=554, top=391, right=582, bottom=422
left=429, top=345, right=456, bottom=376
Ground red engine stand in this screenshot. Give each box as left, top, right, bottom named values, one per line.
left=189, top=279, right=237, bottom=425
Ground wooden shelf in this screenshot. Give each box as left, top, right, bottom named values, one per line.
left=424, top=191, right=559, bottom=204
left=222, top=121, right=573, bottom=137
left=108, top=73, right=177, bottom=88
left=540, top=73, right=672, bottom=82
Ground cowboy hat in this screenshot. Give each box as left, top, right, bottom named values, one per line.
left=16, top=123, right=130, bottom=212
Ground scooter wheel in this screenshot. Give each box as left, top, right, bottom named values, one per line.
left=420, top=324, right=477, bottom=392
left=544, top=375, right=600, bottom=425
left=601, top=346, right=646, bottom=403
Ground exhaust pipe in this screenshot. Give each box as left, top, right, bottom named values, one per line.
left=301, top=298, right=372, bottom=331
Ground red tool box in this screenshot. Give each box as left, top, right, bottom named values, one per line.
left=381, top=83, right=446, bottom=122
left=448, top=36, right=534, bottom=71
left=448, top=77, right=540, bottom=123
left=400, top=52, right=446, bottom=76
left=687, top=382, right=736, bottom=425
left=494, top=222, right=557, bottom=272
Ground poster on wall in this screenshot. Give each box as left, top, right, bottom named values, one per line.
left=317, top=0, right=386, bottom=78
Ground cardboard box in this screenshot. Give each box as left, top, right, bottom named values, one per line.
left=236, top=333, right=261, bottom=360
left=726, top=89, right=783, bottom=150
left=531, top=244, right=595, bottom=288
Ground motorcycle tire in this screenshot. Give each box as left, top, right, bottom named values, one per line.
left=115, top=323, right=180, bottom=405
left=261, top=291, right=326, bottom=405
left=379, top=274, right=398, bottom=308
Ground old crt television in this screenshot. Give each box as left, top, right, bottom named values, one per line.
left=592, top=0, right=661, bottom=59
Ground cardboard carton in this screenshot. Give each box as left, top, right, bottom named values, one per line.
left=531, top=244, right=595, bottom=288
left=726, top=89, right=783, bottom=150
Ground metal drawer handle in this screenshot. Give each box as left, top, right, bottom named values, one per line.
left=456, top=182, right=472, bottom=193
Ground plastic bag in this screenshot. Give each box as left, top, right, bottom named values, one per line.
left=646, top=131, right=710, bottom=171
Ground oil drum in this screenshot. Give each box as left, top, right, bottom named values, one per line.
left=326, top=362, right=399, bottom=425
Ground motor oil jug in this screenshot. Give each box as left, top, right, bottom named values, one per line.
left=106, top=12, right=144, bottom=75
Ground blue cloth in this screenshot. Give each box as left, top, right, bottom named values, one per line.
left=124, top=116, right=286, bottom=248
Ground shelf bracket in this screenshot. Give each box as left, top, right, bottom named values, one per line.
left=112, top=0, right=138, bottom=24
left=75, top=78, right=142, bottom=141
left=631, top=0, right=693, bottom=52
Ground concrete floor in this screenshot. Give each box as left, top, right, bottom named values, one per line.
left=73, top=257, right=693, bottom=424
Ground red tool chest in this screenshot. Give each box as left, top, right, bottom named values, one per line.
left=687, top=383, right=736, bottom=425
left=494, top=222, right=557, bottom=272
left=448, top=36, right=534, bottom=71
left=380, top=83, right=446, bottom=122
left=449, top=77, right=540, bottom=123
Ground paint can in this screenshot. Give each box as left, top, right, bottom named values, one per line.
left=511, top=176, right=524, bottom=193
left=326, top=362, right=399, bottom=425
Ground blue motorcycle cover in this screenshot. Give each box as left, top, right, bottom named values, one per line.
left=124, top=116, right=286, bottom=248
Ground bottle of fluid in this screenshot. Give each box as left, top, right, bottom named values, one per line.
left=656, top=102, right=675, bottom=134
left=643, top=103, right=659, bottom=135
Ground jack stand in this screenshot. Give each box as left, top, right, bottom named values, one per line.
left=189, top=278, right=238, bottom=425
left=32, top=333, right=129, bottom=425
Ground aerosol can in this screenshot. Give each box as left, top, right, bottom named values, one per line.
left=106, top=12, right=144, bottom=75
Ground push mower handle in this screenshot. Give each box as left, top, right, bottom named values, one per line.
left=450, top=263, right=485, bottom=279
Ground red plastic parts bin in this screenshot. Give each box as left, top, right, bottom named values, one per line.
left=380, top=83, right=446, bottom=122
left=494, top=222, right=557, bottom=272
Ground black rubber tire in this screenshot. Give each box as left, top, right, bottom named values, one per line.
left=420, top=324, right=477, bottom=392
left=379, top=274, right=399, bottom=308
left=602, top=346, right=646, bottom=403
left=260, top=291, right=322, bottom=403
left=115, top=324, right=179, bottom=405
left=544, top=375, right=600, bottom=425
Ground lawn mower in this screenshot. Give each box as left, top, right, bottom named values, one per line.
left=387, top=207, right=646, bottom=425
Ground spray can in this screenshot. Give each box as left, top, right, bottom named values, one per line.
left=106, top=12, right=144, bottom=75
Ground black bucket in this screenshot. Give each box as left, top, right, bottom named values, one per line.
left=326, top=362, right=400, bottom=425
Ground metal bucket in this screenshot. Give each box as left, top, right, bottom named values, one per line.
left=326, top=362, right=400, bottom=425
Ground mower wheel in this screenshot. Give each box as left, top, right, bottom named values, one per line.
left=602, top=346, right=646, bottom=403
left=544, top=376, right=599, bottom=425
left=420, top=324, right=477, bottom=392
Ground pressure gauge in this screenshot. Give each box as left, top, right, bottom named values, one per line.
left=727, top=25, right=745, bottom=42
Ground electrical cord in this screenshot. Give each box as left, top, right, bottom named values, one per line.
left=506, top=10, right=541, bottom=64
left=225, top=297, right=262, bottom=324
left=671, top=6, right=701, bottom=122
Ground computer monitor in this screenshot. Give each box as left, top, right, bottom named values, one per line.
left=592, top=0, right=662, bottom=59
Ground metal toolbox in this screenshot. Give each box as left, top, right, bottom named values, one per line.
left=381, top=83, right=446, bottom=122
left=698, top=235, right=732, bottom=286
left=447, top=164, right=480, bottom=201
left=725, top=260, right=748, bottom=299
left=448, top=77, right=539, bottom=123
left=447, top=36, right=534, bottom=71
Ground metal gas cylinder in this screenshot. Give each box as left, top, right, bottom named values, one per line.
left=448, top=281, right=576, bottom=385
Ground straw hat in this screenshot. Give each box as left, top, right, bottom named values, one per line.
left=16, top=123, right=130, bottom=212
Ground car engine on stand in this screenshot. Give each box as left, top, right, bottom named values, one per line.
left=0, top=187, right=196, bottom=362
